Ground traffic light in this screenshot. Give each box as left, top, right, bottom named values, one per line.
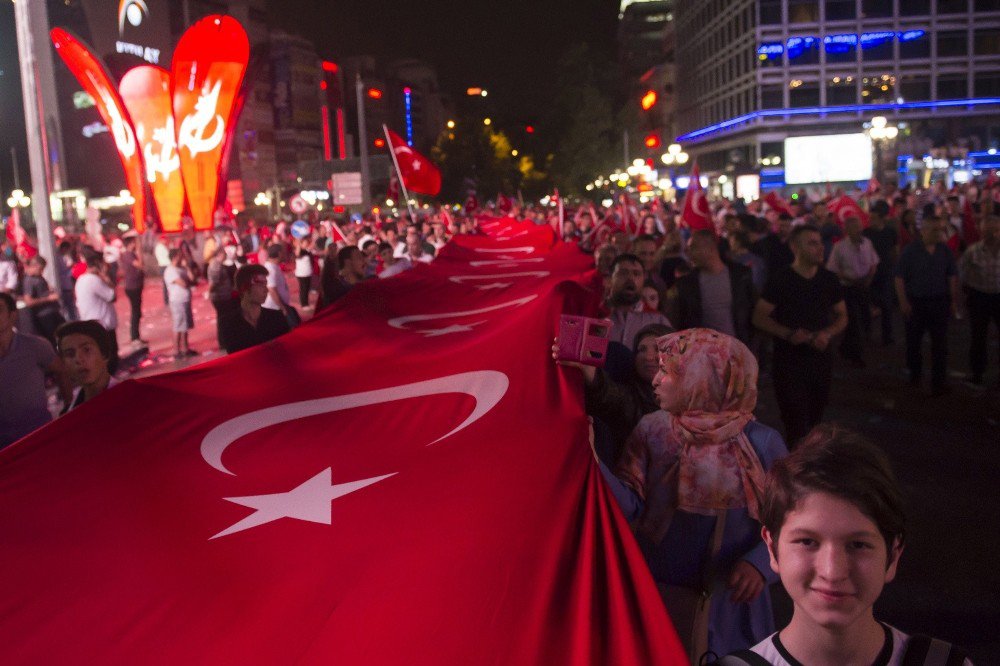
left=525, top=125, right=535, bottom=134
left=367, top=87, right=383, bottom=100
left=644, top=132, right=661, bottom=149
left=374, top=137, right=386, bottom=148
left=640, top=90, right=657, bottom=111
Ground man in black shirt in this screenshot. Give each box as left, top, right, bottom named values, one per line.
left=862, top=201, right=898, bottom=345
left=21, top=256, right=65, bottom=348
left=894, top=215, right=961, bottom=395
left=753, top=225, right=847, bottom=446
left=219, top=264, right=290, bottom=354
left=120, top=236, right=146, bottom=347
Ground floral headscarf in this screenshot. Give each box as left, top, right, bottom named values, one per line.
left=655, top=328, right=766, bottom=518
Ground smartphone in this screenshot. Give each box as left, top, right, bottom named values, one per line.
left=557, top=315, right=613, bottom=367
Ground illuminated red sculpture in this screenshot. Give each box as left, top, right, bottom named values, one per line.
left=51, top=28, right=147, bottom=228
left=51, top=16, right=249, bottom=233
left=119, top=66, right=185, bottom=232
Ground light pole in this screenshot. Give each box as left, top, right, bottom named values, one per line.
left=867, top=115, right=898, bottom=186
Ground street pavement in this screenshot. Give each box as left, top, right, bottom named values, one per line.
left=86, top=273, right=1000, bottom=660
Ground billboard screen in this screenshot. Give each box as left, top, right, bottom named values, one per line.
left=784, top=133, right=873, bottom=185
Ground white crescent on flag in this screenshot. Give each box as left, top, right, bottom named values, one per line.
left=387, top=295, right=538, bottom=336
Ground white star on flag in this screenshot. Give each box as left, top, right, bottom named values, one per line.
left=212, top=468, right=395, bottom=539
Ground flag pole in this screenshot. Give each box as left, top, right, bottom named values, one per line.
left=382, top=124, right=418, bottom=224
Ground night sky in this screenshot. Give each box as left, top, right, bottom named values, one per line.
left=0, top=0, right=619, bottom=193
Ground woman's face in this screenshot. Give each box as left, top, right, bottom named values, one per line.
left=652, top=363, right=686, bottom=414
left=634, top=335, right=660, bottom=384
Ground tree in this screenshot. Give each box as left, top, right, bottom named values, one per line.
left=431, top=117, right=519, bottom=201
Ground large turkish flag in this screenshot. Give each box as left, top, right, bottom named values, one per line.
left=0, top=233, right=684, bottom=663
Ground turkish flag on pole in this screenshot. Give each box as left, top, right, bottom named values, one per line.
left=384, top=127, right=442, bottom=196
left=681, top=162, right=713, bottom=232
left=0, top=232, right=684, bottom=663
left=827, top=194, right=870, bottom=227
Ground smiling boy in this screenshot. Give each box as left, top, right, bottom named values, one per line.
left=724, top=425, right=971, bottom=665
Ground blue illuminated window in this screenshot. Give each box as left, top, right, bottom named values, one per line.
left=898, top=30, right=926, bottom=42
left=860, top=31, right=895, bottom=47
left=757, top=42, right=784, bottom=58
left=824, top=33, right=858, bottom=52
left=787, top=36, right=819, bottom=61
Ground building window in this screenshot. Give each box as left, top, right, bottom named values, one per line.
left=899, top=75, right=931, bottom=101
left=787, top=36, right=821, bottom=64
left=760, top=0, right=782, bottom=24
left=861, top=32, right=895, bottom=61
left=826, top=0, right=856, bottom=20
left=975, top=72, right=1000, bottom=96
left=900, top=0, right=931, bottom=13
left=975, top=0, right=1000, bottom=10
left=937, top=74, right=968, bottom=99
left=827, top=75, right=858, bottom=104
left=975, top=28, right=1000, bottom=55
left=790, top=82, right=821, bottom=106
left=789, top=1, right=820, bottom=22
left=757, top=42, right=784, bottom=66
left=861, top=0, right=893, bottom=17
left=861, top=74, right=896, bottom=103
left=761, top=85, right=784, bottom=108
left=937, top=30, right=969, bottom=57
left=899, top=31, right=931, bottom=58
left=937, top=0, right=969, bottom=13
left=825, top=34, right=858, bottom=63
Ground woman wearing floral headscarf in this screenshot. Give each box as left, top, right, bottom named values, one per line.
left=599, top=328, right=788, bottom=660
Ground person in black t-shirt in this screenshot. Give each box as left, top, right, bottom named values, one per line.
left=862, top=201, right=898, bottom=346
left=219, top=264, right=290, bottom=355
left=21, top=256, right=65, bottom=348
left=753, top=225, right=847, bottom=446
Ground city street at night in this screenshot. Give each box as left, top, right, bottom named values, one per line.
left=2, top=0, right=1000, bottom=663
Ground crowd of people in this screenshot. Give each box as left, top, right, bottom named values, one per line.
left=2, top=176, right=996, bottom=663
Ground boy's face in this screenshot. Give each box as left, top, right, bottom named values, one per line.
left=60, top=333, right=109, bottom=387
left=764, top=491, right=901, bottom=632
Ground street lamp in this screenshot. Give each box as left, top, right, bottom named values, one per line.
left=6, top=189, right=30, bottom=209
left=660, top=143, right=689, bottom=165
left=867, top=115, right=899, bottom=185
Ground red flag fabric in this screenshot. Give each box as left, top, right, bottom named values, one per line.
left=497, top=192, right=514, bottom=214
left=865, top=176, right=881, bottom=195
left=0, top=231, right=684, bottom=664
left=827, top=194, right=870, bottom=227
left=619, top=192, right=640, bottom=237
left=5, top=208, right=37, bottom=258
left=763, top=191, right=794, bottom=217
left=681, top=163, right=713, bottom=232
left=385, top=127, right=441, bottom=196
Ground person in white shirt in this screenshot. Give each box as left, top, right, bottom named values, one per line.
left=163, top=249, right=195, bottom=357
left=263, top=244, right=296, bottom=325
left=293, top=237, right=314, bottom=310
left=74, top=250, right=119, bottom=370
left=826, top=216, right=879, bottom=367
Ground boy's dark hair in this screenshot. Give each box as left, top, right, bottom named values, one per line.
left=761, top=423, right=906, bottom=561
left=337, top=245, right=361, bottom=270
left=168, top=248, right=181, bottom=261
left=0, top=292, right=15, bottom=313
left=789, top=223, right=820, bottom=246
left=610, top=253, right=642, bottom=274
left=234, top=264, right=268, bottom=292
left=55, top=320, right=112, bottom=360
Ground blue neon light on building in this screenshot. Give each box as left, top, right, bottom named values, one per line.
left=676, top=97, right=1000, bottom=143
left=403, top=87, right=414, bottom=147
left=769, top=29, right=927, bottom=60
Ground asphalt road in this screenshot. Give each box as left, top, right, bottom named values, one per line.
left=90, top=273, right=1000, bottom=661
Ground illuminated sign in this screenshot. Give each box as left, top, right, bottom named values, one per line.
left=785, top=134, right=873, bottom=184
left=757, top=42, right=783, bottom=59
left=763, top=29, right=927, bottom=60
left=51, top=28, right=147, bottom=227
left=171, top=15, right=249, bottom=231
left=403, top=87, right=414, bottom=146
left=120, top=65, right=185, bottom=232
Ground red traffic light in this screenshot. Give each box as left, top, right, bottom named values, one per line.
left=644, top=133, right=661, bottom=149
left=640, top=90, right=657, bottom=111
left=525, top=125, right=535, bottom=134
left=367, top=88, right=383, bottom=99
left=373, top=138, right=386, bottom=148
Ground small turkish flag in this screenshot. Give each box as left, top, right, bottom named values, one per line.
left=827, top=194, right=870, bottom=227
left=764, top=191, right=794, bottom=218
left=384, top=126, right=442, bottom=196
left=681, top=162, right=713, bottom=232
